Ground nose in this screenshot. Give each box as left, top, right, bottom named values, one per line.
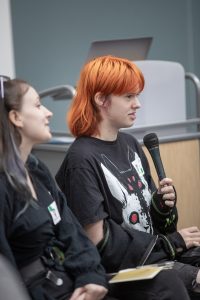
left=47, top=108, right=53, bottom=118
left=132, top=96, right=141, bottom=109
left=43, top=105, right=53, bottom=118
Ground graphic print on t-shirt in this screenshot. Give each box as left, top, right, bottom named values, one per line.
left=101, top=146, right=153, bottom=233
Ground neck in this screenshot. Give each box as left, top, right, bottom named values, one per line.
left=93, top=121, right=119, bottom=141
left=19, top=142, right=32, bottom=163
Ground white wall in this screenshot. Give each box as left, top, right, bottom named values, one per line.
left=0, top=0, right=15, bottom=77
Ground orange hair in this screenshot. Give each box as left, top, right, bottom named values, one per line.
left=68, top=55, right=144, bottom=137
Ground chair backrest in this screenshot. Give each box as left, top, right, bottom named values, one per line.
left=134, top=60, right=186, bottom=127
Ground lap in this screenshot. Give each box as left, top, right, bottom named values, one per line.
left=108, top=269, right=190, bottom=300
left=29, top=269, right=74, bottom=300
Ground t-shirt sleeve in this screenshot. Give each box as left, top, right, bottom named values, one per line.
left=61, top=166, right=108, bottom=226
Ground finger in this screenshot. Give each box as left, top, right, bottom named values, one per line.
left=162, top=193, right=176, bottom=201
left=182, top=226, right=200, bottom=233
left=187, top=240, right=200, bottom=249
left=187, top=234, right=200, bottom=240
left=160, top=185, right=175, bottom=194
left=187, top=226, right=200, bottom=233
left=85, top=293, right=106, bottom=300
left=70, top=294, right=85, bottom=300
left=161, top=186, right=174, bottom=193
left=188, top=231, right=200, bottom=237
left=164, top=200, right=175, bottom=207
left=69, top=288, right=86, bottom=300
left=186, top=237, right=200, bottom=245
left=186, top=241, right=196, bottom=249
left=84, top=289, right=107, bottom=300
left=159, top=178, right=173, bottom=186
left=73, top=294, right=86, bottom=300
left=193, top=241, right=200, bottom=247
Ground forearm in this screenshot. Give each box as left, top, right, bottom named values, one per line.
left=92, top=218, right=156, bottom=272
left=57, top=200, right=107, bottom=288
left=84, top=220, right=104, bottom=245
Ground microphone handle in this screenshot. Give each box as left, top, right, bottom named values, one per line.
left=149, top=147, right=166, bottom=181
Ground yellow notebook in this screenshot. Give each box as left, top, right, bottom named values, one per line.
left=109, top=265, right=164, bottom=283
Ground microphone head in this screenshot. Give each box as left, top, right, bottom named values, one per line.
left=143, top=133, right=159, bottom=150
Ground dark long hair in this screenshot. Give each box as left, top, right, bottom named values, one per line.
left=0, top=79, right=32, bottom=209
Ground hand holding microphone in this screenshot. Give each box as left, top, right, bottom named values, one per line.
left=143, top=134, right=200, bottom=247
left=143, top=133, right=176, bottom=210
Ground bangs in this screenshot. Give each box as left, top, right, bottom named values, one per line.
left=112, top=66, right=144, bottom=95
left=90, top=57, right=145, bottom=96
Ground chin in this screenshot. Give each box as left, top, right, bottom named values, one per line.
left=42, top=133, right=52, bottom=143
left=123, top=122, right=135, bottom=128
left=46, top=134, right=52, bottom=141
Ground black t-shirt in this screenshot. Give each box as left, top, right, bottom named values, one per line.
left=56, top=132, right=157, bottom=234
left=56, top=133, right=182, bottom=272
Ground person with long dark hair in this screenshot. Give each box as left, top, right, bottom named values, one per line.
left=0, top=76, right=108, bottom=300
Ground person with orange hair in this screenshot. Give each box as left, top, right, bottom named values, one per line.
left=56, top=55, right=200, bottom=299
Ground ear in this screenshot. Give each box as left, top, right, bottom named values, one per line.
left=8, top=110, right=23, bottom=128
left=94, top=92, right=106, bottom=107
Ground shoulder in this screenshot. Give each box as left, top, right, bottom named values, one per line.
left=56, top=136, right=108, bottom=180
left=28, top=154, right=52, bottom=177
left=65, top=136, right=100, bottom=165
left=69, top=136, right=97, bottom=154
left=28, top=154, right=57, bottom=192
left=118, top=132, right=141, bottom=148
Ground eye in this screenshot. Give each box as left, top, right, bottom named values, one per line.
left=126, top=93, right=140, bottom=99
left=36, top=102, right=41, bottom=108
left=126, top=94, right=135, bottom=99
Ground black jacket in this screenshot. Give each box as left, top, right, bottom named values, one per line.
left=0, top=155, right=107, bottom=299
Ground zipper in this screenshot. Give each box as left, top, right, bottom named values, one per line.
left=139, top=235, right=158, bottom=266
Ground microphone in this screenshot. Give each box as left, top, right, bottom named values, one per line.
left=143, top=133, right=166, bottom=181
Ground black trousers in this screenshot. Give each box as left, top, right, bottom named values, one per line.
left=29, top=269, right=194, bottom=300
left=107, top=269, right=191, bottom=300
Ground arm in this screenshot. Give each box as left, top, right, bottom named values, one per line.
left=56, top=163, right=158, bottom=271
left=167, top=226, right=200, bottom=253
left=0, top=178, right=18, bottom=267
left=37, top=161, right=107, bottom=291
left=178, top=226, right=200, bottom=248
left=84, top=220, right=104, bottom=245
left=135, top=142, right=178, bottom=234
left=55, top=191, right=108, bottom=299
left=134, top=147, right=200, bottom=252
left=33, top=158, right=108, bottom=294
